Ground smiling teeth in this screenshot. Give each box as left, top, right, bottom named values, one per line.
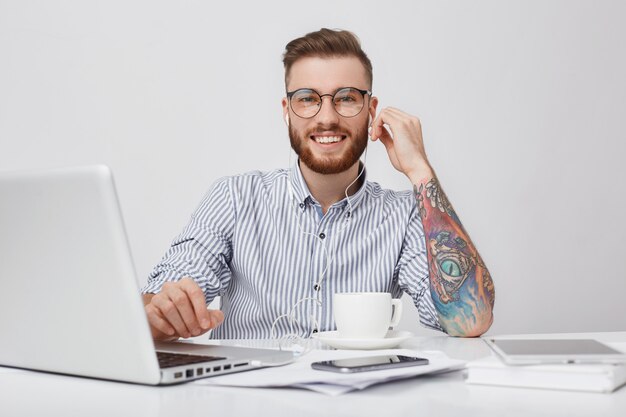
left=315, top=136, right=342, bottom=144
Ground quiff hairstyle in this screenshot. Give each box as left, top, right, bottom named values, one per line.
left=282, top=28, right=373, bottom=89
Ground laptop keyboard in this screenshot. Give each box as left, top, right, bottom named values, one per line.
left=156, top=351, right=226, bottom=369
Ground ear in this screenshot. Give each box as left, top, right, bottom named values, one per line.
left=282, top=97, right=290, bottom=127
left=368, top=96, right=378, bottom=126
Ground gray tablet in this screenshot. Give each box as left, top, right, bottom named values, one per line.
left=484, top=338, right=626, bottom=365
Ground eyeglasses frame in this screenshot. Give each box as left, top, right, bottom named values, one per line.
left=286, top=87, right=372, bottom=119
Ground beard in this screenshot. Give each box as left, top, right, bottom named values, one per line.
left=289, top=120, right=368, bottom=175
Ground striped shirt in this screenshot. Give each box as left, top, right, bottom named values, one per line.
left=142, top=163, right=443, bottom=338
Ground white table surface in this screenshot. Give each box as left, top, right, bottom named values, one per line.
left=1, top=332, right=625, bottom=417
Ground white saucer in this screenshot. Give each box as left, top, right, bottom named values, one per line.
left=312, top=330, right=413, bottom=350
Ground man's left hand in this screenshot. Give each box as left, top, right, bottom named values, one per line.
left=369, top=107, right=434, bottom=183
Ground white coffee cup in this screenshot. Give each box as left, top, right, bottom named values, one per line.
left=333, top=292, right=403, bottom=339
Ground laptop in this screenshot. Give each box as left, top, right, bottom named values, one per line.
left=0, top=164, right=294, bottom=385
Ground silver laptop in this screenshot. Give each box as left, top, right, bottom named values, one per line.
left=0, top=165, right=294, bottom=385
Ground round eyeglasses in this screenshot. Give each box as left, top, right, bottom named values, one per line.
left=286, top=87, right=372, bottom=119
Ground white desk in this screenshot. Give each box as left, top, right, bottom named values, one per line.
left=1, top=332, right=625, bottom=417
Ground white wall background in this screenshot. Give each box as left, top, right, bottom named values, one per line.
left=1, top=0, right=624, bottom=336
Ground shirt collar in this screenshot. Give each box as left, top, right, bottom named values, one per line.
left=289, top=160, right=368, bottom=213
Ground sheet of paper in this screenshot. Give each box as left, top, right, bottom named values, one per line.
left=292, top=382, right=356, bottom=396
left=193, top=348, right=465, bottom=394
left=0, top=366, right=23, bottom=374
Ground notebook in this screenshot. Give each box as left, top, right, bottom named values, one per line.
left=0, top=164, right=294, bottom=385
left=465, top=354, right=626, bottom=393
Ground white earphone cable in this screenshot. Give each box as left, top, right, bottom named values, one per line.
left=271, top=142, right=369, bottom=352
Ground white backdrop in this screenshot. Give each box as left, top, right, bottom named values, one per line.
left=1, top=0, right=625, bottom=336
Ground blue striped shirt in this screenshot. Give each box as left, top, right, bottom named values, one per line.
left=142, top=163, right=443, bottom=338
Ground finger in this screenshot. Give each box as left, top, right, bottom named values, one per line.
left=207, top=309, right=225, bottom=328
left=168, top=285, right=204, bottom=336
left=370, top=108, right=401, bottom=141
left=180, top=278, right=212, bottom=330
left=385, top=106, right=414, bottom=119
left=377, top=125, right=395, bottom=153
left=380, top=109, right=407, bottom=137
left=376, top=119, right=400, bottom=146
left=385, top=108, right=424, bottom=137
left=145, top=303, right=175, bottom=337
left=151, top=292, right=192, bottom=338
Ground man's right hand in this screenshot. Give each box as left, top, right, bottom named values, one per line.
left=142, top=277, right=224, bottom=341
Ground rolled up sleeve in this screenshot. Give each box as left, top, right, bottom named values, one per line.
left=141, top=177, right=235, bottom=304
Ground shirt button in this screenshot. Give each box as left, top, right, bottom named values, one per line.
left=319, top=233, right=326, bottom=239
left=299, top=203, right=305, bottom=209
left=312, top=329, right=318, bottom=334
left=313, top=284, right=320, bottom=291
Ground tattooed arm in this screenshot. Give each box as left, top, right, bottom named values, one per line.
left=370, top=108, right=494, bottom=337
left=413, top=177, right=494, bottom=336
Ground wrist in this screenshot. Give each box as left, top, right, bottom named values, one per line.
left=406, top=161, right=435, bottom=185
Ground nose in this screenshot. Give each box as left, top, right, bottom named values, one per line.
left=315, top=95, right=340, bottom=127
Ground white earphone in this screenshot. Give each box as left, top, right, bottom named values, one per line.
left=284, top=114, right=290, bottom=127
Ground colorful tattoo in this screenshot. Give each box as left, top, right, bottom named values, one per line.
left=429, top=232, right=475, bottom=303
left=414, top=179, right=494, bottom=336
left=425, top=178, right=454, bottom=216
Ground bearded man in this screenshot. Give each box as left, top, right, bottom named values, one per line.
left=141, top=28, right=495, bottom=340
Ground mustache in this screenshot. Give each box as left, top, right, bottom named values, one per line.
left=304, top=123, right=349, bottom=136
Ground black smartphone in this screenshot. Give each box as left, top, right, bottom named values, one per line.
left=311, top=355, right=429, bottom=373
